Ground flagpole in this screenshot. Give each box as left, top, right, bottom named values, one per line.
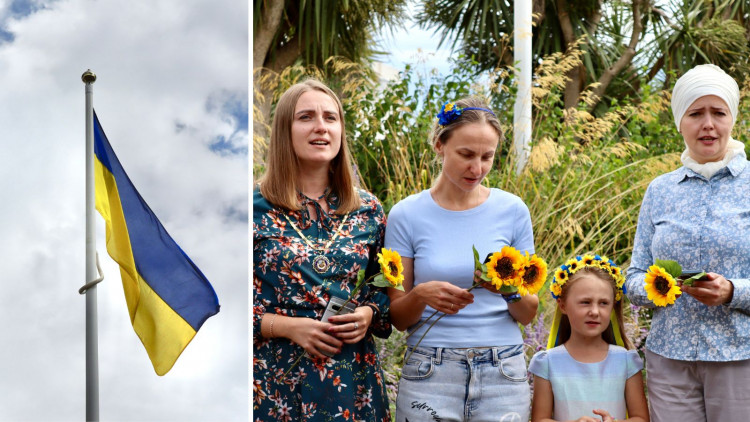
left=513, top=0, right=532, bottom=174
left=82, top=69, right=99, bottom=422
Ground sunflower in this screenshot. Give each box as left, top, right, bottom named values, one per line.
left=517, top=253, right=548, bottom=296
left=565, top=258, right=581, bottom=273
left=377, top=248, right=404, bottom=288
left=486, top=246, right=525, bottom=289
left=581, top=254, right=596, bottom=266
left=550, top=280, right=563, bottom=298
left=644, top=265, right=681, bottom=307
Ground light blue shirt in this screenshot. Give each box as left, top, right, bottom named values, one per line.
left=529, top=345, right=642, bottom=421
left=385, top=189, right=535, bottom=348
left=625, top=155, right=750, bottom=361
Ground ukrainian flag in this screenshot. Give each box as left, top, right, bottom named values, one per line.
left=93, top=112, right=219, bottom=375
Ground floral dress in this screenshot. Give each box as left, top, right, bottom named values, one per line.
left=252, top=187, right=392, bottom=422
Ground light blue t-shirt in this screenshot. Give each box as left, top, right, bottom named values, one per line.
left=528, top=345, right=643, bottom=421
left=384, top=188, right=534, bottom=348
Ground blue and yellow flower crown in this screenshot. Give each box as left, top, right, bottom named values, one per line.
left=550, top=254, right=627, bottom=301
left=436, top=101, right=496, bottom=127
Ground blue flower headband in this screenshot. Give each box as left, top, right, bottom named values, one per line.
left=550, top=254, right=627, bottom=302
left=436, top=101, right=496, bottom=127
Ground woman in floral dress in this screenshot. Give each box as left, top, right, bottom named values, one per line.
left=253, top=79, right=392, bottom=421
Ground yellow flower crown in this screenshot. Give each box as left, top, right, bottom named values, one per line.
left=550, top=254, right=626, bottom=301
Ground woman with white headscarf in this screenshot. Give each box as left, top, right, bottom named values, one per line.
left=625, top=64, right=750, bottom=421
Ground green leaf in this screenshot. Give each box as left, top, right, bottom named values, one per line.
left=655, top=259, right=682, bottom=279
left=681, top=272, right=707, bottom=287
left=472, top=245, right=482, bottom=272
left=370, top=274, right=404, bottom=291
left=479, top=263, right=491, bottom=281
left=356, top=269, right=367, bottom=286
left=498, top=285, right=517, bottom=294
left=370, top=279, right=392, bottom=288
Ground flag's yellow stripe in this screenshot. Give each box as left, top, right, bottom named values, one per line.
left=95, top=158, right=197, bottom=375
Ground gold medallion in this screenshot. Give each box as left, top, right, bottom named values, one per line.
left=312, top=255, right=332, bottom=274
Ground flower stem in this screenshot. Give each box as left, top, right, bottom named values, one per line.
left=280, top=351, right=306, bottom=380
left=402, top=282, right=483, bottom=362
left=403, top=308, right=440, bottom=340
left=404, top=313, right=448, bottom=364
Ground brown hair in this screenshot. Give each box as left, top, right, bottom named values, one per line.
left=258, top=79, right=360, bottom=214
left=556, top=267, right=634, bottom=349
left=430, top=97, right=503, bottom=149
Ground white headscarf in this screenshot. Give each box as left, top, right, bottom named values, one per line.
left=671, top=64, right=739, bottom=129
left=671, top=64, right=745, bottom=178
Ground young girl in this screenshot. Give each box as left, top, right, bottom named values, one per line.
left=529, top=255, right=649, bottom=422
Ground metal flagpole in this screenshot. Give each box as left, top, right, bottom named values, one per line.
left=81, top=69, right=99, bottom=422
left=513, top=0, right=532, bottom=174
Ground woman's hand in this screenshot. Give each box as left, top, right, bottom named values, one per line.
left=412, top=280, right=474, bottom=315
left=327, top=305, right=373, bottom=344
left=279, top=316, right=343, bottom=358
left=680, top=272, right=734, bottom=306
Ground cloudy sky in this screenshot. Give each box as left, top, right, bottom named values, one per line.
left=0, top=0, right=248, bottom=421
left=375, top=8, right=452, bottom=79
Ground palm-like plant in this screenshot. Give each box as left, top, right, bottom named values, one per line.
left=416, top=0, right=648, bottom=113
left=253, top=0, right=407, bottom=149
left=416, top=0, right=750, bottom=115
left=644, top=0, right=750, bottom=88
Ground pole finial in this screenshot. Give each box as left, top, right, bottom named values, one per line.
left=82, top=69, right=97, bottom=84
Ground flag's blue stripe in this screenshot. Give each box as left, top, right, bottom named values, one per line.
left=93, top=112, right=219, bottom=331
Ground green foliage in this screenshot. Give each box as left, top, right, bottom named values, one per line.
left=646, top=0, right=750, bottom=85
left=375, top=330, right=406, bottom=412
left=254, top=0, right=407, bottom=68
left=346, top=58, right=488, bottom=209
left=415, top=0, right=513, bottom=70
left=655, top=259, right=683, bottom=279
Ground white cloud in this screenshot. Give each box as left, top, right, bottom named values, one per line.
left=373, top=3, right=454, bottom=77
left=0, top=0, right=248, bottom=420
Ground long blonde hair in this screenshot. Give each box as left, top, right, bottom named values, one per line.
left=258, top=79, right=360, bottom=214
left=556, top=267, right=634, bottom=349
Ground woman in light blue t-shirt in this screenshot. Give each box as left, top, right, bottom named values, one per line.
left=385, top=98, right=538, bottom=422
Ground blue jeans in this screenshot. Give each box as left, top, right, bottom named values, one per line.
left=396, top=345, right=530, bottom=422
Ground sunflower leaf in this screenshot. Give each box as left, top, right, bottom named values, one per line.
left=472, top=245, right=482, bottom=272
left=681, top=272, right=707, bottom=287
left=655, top=259, right=682, bottom=279
left=370, top=278, right=404, bottom=290
left=498, top=285, right=518, bottom=294
left=356, top=269, right=367, bottom=286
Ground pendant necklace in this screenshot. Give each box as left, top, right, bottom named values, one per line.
left=283, top=212, right=349, bottom=274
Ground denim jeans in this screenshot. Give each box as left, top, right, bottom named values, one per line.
left=395, top=345, right=530, bottom=422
